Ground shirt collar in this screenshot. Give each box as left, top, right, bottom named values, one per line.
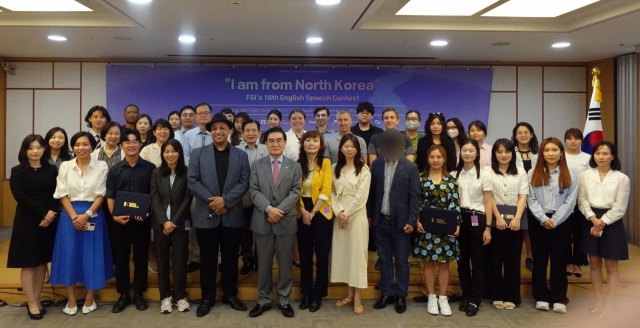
left=71, top=157, right=96, bottom=170
left=269, top=155, right=284, bottom=163
left=213, top=143, right=230, bottom=152
left=461, top=166, right=477, bottom=175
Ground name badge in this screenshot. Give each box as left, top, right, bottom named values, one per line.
left=471, top=215, right=479, bottom=227
left=185, top=220, right=191, bottom=231
left=323, top=205, right=331, bottom=216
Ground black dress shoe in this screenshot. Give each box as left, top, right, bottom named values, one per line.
left=187, top=261, right=200, bottom=273
left=279, top=304, right=295, bottom=318
left=309, top=298, right=321, bottom=312
left=292, top=261, right=301, bottom=268
left=112, top=295, right=131, bottom=313
left=459, top=299, right=469, bottom=312
left=240, top=262, right=253, bottom=275
left=132, top=294, right=148, bottom=311
left=395, top=296, right=407, bottom=314
left=249, top=303, right=272, bottom=318
left=299, top=295, right=311, bottom=310
left=196, top=300, right=214, bottom=317
left=373, top=295, right=395, bottom=309
left=27, top=307, right=43, bottom=320
left=525, top=258, right=534, bottom=272
left=374, top=258, right=381, bottom=270
left=222, top=295, right=247, bottom=311
left=466, top=303, right=479, bottom=316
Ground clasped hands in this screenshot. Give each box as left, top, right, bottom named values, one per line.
left=267, top=207, right=284, bottom=223
left=209, top=196, right=227, bottom=216
left=163, top=221, right=177, bottom=236
left=39, top=210, right=57, bottom=228
left=590, top=217, right=606, bottom=237
left=416, top=221, right=458, bottom=238
left=543, top=218, right=556, bottom=230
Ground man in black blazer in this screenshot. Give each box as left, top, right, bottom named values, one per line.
left=367, top=129, right=421, bottom=314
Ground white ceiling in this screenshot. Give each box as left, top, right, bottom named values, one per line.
left=0, top=0, right=638, bottom=62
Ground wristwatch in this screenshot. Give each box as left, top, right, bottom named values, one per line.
left=86, top=210, right=93, bottom=217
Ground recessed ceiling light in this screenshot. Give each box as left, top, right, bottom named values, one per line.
left=397, top=0, right=500, bottom=16
left=128, top=0, right=153, bottom=3
left=0, top=0, right=92, bottom=11
left=483, top=0, right=599, bottom=18
left=48, top=35, right=67, bottom=41
left=316, top=0, right=340, bottom=5
left=306, top=37, right=323, bottom=44
left=178, top=36, right=196, bottom=43
left=430, top=40, right=448, bottom=46
left=552, top=42, right=571, bottom=48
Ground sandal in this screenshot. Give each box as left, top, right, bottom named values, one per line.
left=353, top=301, right=364, bottom=315
left=493, top=301, right=504, bottom=309
left=504, top=302, right=516, bottom=310
left=335, top=297, right=354, bottom=308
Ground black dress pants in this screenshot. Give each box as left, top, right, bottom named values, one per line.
left=196, top=224, right=243, bottom=302
left=568, top=205, right=589, bottom=266
left=297, top=198, right=334, bottom=299
left=112, top=219, right=151, bottom=295
left=155, top=227, right=189, bottom=300
left=485, top=227, right=523, bottom=304
left=240, top=206, right=257, bottom=265
left=529, top=216, right=571, bottom=304
left=457, top=212, right=487, bottom=306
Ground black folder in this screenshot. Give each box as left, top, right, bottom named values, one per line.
left=113, top=191, right=151, bottom=219
left=493, top=205, right=528, bottom=229
left=420, top=207, right=458, bottom=235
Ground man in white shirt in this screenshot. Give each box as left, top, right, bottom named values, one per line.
left=324, top=110, right=367, bottom=164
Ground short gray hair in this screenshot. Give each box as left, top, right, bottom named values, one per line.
left=336, top=109, right=353, bottom=118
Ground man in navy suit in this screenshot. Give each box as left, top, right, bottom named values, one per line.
left=187, top=113, right=250, bottom=317
left=367, top=129, right=421, bottom=314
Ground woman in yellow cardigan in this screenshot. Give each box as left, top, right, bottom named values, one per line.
left=296, top=130, right=333, bottom=313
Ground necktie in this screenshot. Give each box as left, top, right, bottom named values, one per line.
left=201, top=133, right=206, bottom=147
left=272, top=159, right=280, bottom=185
left=95, top=134, right=101, bottom=149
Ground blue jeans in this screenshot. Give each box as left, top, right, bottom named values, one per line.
left=375, top=218, right=411, bottom=297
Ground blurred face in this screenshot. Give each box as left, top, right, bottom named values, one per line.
left=428, top=149, right=444, bottom=171
left=543, top=142, right=562, bottom=166
left=383, top=111, right=399, bottom=129
left=336, top=113, right=352, bottom=135
left=496, top=145, right=512, bottom=165
left=168, top=114, right=181, bottom=131
left=340, top=140, right=357, bottom=160
left=224, top=112, right=235, bottom=122
left=314, top=109, right=329, bottom=127
left=303, top=136, right=321, bottom=155
left=268, top=114, right=281, bottom=128
left=469, top=125, right=486, bottom=143
left=234, top=117, right=245, bottom=133
left=90, top=111, right=107, bottom=131
left=195, top=105, right=212, bottom=125
left=266, top=132, right=286, bottom=157
left=357, top=110, right=373, bottom=124
left=73, top=136, right=93, bottom=159
left=516, top=126, right=532, bottom=146
left=121, top=133, right=141, bottom=156
left=565, top=135, right=582, bottom=152
left=105, top=126, right=121, bottom=146
left=290, top=112, right=306, bottom=131
left=243, top=122, right=260, bottom=144
left=460, top=143, right=478, bottom=164
left=27, top=140, right=44, bottom=162
left=163, top=144, right=179, bottom=167
left=154, top=125, right=170, bottom=144
left=593, top=145, right=614, bottom=168
left=210, top=122, right=231, bottom=146
left=136, top=117, right=150, bottom=134
left=48, top=131, right=65, bottom=150
left=430, top=118, right=443, bottom=135
left=180, top=108, right=196, bottom=129
left=124, top=106, right=139, bottom=125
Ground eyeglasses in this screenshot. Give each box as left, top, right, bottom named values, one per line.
left=266, top=138, right=285, bottom=144
left=195, top=112, right=211, bottom=117
left=406, top=118, right=420, bottom=122
left=181, top=113, right=195, bottom=118
left=358, top=112, right=372, bottom=116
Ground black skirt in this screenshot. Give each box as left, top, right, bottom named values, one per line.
left=579, top=208, right=628, bottom=260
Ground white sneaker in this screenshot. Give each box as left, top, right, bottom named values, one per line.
left=427, top=294, right=439, bottom=315
left=82, top=301, right=97, bottom=314
left=160, top=297, right=173, bottom=314
left=536, top=301, right=550, bottom=311
left=63, top=304, right=78, bottom=316
left=176, top=298, right=190, bottom=312
left=553, top=303, right=567, bottom=313
left=438, top=296, right=452, bottom=316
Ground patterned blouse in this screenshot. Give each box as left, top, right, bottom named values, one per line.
left=97, top=147, right=122, bottom=169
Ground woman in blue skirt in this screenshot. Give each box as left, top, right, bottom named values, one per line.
left=50, top=131, right=113, bottom=316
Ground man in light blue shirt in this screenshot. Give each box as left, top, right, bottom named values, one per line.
left=183, top=103, right=213, bottom=165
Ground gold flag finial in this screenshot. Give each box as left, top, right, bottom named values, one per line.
left=592, top=67, right=602, bottom=102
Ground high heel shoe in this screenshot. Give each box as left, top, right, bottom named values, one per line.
left=27, top=307, right=43, bottom=320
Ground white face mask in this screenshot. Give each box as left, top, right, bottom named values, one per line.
left=447, top=128, right=459, bottom=138
left=405, top=121, right=419, bottom=131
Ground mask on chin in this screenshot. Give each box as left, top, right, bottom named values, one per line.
left=405, top=121, right=419, bottom=131
left=447, top=129, right=459, bottom=139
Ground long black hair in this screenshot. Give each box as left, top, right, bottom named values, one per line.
left=297, top=130, right=326, bottom=181
left=43, top=127, right=72, bottom=162
left=455, top=138, right=481, bottom=179
left=511, top=122, right=539, bottom=154
left=424, top=112, right=452, bottom=143
left=335, top=134, right=365, bottom=179
left=159, top=139, right=187, bottom=177
left=491, top=138, right=518, bottom=176
left=231, top=111, right=250, bottom=146
left=445, top=117, right=467, bottom=144
left=18, top=134, right=49, bottom=168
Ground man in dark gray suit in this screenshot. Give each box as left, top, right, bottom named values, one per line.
left=248, top=126, right=302, bottom=318
left=187, top=113, right=250, bottom=317
left=367, top=129, right=421, bottom=314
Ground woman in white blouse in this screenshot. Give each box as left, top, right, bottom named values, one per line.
left=283, top=109, right=307, bottom=161
left=578, top=141, right=630, bottom=317
left=563, top=128, right=591, bottom=277
left=140, top=119, right=174, bottom=167
left=49, top=132, right=113, bottom=316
